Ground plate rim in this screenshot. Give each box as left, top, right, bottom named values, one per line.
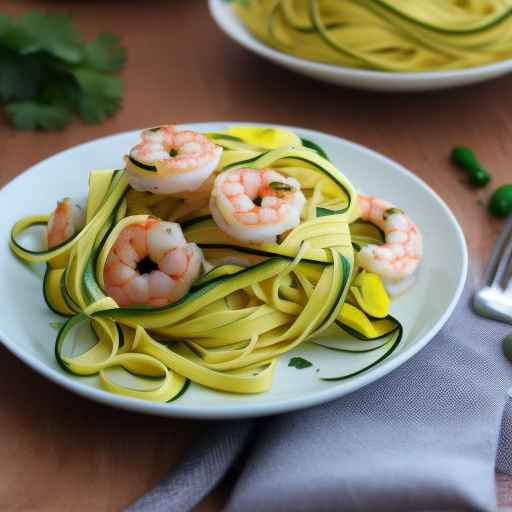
left=208, top=0, right=512, bottom=83
left=0, top=121, right=468, bottom=419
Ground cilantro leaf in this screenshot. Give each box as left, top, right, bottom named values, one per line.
left=72, top=68, right=122, bottom=123
left=0, top=10, right=125, bottom=130
left=288, top=357, right=313, bottom=369
left=0, top=14, right=12, bottom=39
left=84, top=33, right=126, bottom=72
left=5, top=101, right=73, bottom=130
left=39, top=73, right=81, bottom=111
left=0, top=48, right=44, bottom=101
left=5, top=11, right=83, bottom=63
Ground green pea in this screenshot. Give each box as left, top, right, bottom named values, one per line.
left=451, top=146, right=491, bottom=187
left=503, top=334, right=512, bottom=362
left=489, top=185, right=512, bottom=217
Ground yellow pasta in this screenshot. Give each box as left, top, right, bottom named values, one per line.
left=10, top=127, right=403, bottom=402
left=234, top=0, right=512, bottom=71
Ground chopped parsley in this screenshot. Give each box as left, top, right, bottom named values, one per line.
left=288, top=357, right=313, bottom=369
left=269, top=181, right=293, bottom=192
left=383, top=207, right=404, bottom=220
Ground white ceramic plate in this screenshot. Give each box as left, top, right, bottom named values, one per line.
left=209, top=0, right=512, bottom=92
left=0, top=122, right=467, bottom=419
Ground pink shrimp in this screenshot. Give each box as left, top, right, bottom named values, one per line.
left=357, top=194, right=422, bottom=295
left=125, top=125, right=223, bottom=195
left=47, top=198, right=84, bottom=249
left=103, top=218, right=203, bottom=308
left=209, top=167, right=306, bottom=244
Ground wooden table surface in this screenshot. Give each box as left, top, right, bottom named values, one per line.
left=1, top=1, right=512, bottom=510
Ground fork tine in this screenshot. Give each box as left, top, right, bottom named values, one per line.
left=504, top=250, right=512, bottom=293
left=493, top=237, right=512, bottom=289
left=506, top=273, right=512, bottom=294
left=485, top=214, right=512, bottom=288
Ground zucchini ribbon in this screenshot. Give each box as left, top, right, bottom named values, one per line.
left=10, top=128, right=402, bottom=401
left=234, top=0, right=512, bottom=71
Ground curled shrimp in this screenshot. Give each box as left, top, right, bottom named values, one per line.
left=103, top=218, right=203, bottom=307
left=209, top=167, right=306, bottom=244
left=125, top=125, right=223, bottom=195
left=357, top=194, right=422, bottom=295
left=47, top=198, right=84, bottom=249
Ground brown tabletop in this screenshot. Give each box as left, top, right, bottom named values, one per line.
left=1, top=1, right=512, bottom=510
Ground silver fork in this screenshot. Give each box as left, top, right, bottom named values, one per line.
left=474, top=214, right=512, bottom=324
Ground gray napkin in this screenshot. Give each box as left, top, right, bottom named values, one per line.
left=128, top=283, right=512, bottom=512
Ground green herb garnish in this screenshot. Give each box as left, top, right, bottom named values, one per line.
left=451, top=146, right=491, bottom=187
left=269, top=181, right=294, bottom=192
left=49, top=321, right=65, bottom=330
left=383, top=207, right=403, bottom=219
left=503, top=334, right=512, bottom=362
left=489, top=184, right=512, bottom=217
left=0, top=10, right=126, bottom=130
left=288, top=357, right=313, bottom=369
left=269, top=181, right=292, bottom=191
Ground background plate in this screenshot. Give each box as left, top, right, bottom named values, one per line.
left=209, top=0, right=512, bottom=92
left=0, top=122, right=467, bottom=419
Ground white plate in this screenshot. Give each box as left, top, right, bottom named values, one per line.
left=209, top=0, right=512, bottom=92
left=0, top=122, right=467, bottom=419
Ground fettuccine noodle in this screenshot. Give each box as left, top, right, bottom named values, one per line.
left=10, top=127, right=403, bottom=402
left=234, top=0, right=512, bottom=71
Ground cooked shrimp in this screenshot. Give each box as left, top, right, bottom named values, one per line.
left=104, top=218, right=203, bottom=307
left=357, top=194, right=422, bottom=295
left=209, top=167, right=306, bottom=244
left=125, top=125, right=223, bottom=195
left=47, top=198, right=84, bottom=249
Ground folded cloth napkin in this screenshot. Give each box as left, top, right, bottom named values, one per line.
left=128, top=283, right=512, bottom=512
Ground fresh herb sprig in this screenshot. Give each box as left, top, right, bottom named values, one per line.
left=0, top=10, right=126, bottom=130
left=288, top=357, right=313, bottom=369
